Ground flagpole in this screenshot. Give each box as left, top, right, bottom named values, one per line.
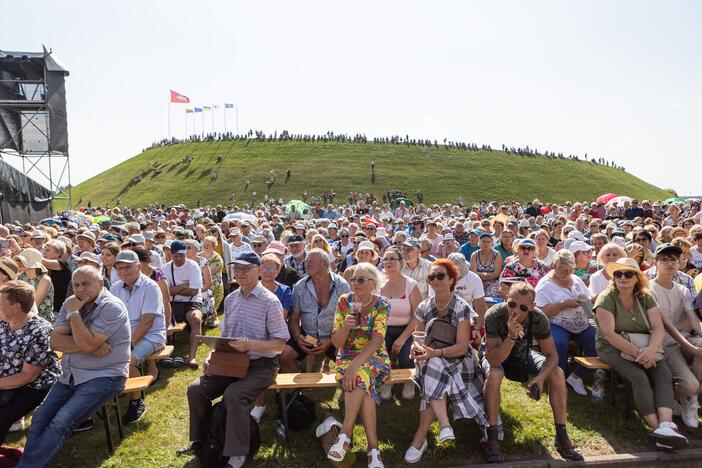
left=201, top=111, right=204, bottom=138
left=184, top=111, right=187, bottom=137
left=235, top=104, right=239, bottom=135
left=224, top=106, right=227, bottom=134
left=168, top=100, right=171, bottom=139
left=211, top=106, right=215, bottom=135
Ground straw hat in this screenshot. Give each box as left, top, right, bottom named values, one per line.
left=604, top=257, right=648, bottom=286
left=14, top=248, right=47, bottom=273
left=0, top=257, right=18, bottom=280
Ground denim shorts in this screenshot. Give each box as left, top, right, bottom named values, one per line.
left=132, top=339, right=164, bottom=365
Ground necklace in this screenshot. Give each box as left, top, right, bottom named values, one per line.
left=359, top=294, right=375, bottom=307
left=435, top=295, right=451, bottom=312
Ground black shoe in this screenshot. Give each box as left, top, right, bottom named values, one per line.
left=122, top=399, right=147, bottom=425
left=555, top=438, right=584, bottom=461
left=176, top=441, right=201, bottom=456
left=481, top=440, right=504, bottom=463
left=73, top=418, right=94, bottom=433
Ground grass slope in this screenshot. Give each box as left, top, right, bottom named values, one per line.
left=67, top=141, right=671, bottom=209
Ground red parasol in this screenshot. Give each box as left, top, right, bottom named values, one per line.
left=595, top=193, right=618, bottom=204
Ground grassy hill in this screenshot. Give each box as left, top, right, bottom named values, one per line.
left=65, top=140, right=671, bottom=209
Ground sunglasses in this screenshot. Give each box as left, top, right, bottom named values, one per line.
left=427, top=272, right=447, bottom=281
left=313, top=239, right=325, bottom=243
left=349, top=277, right=372, bottom=285
left=507, top=301, right=530, bottom=312
left=252, top=243, right=264, bottom=247
left=613, top=271, right=636, bottom=279
left=383, top=257, right=401, bottom=262
left=634, top=238, right=649, bottom=243
left=261, top=265, right=277, bottom=273
left=364, top=226, right=376, bottom=230
left=519, top=246, right=535, bottom=251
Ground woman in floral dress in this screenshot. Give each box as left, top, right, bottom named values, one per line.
left=328, top=263, right=390, bottom=468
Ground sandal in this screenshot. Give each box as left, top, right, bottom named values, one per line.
left=327, top=432, right=351, bottom=462
left=187, top=359, right=199, bottom=370
left=172, top=357, right=185, bottom=368
left=368, top=448, right=384, bottom=468
left=158, top=357, right=174, bottom=368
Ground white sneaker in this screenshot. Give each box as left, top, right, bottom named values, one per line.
left=404, top=439, right=428, bottom=464
left=651, top=421, right=689, bottom=448
left=566, top=374, right=588, bottom=396
left=228, top=455, right=246, bottom=468
left=438, top=426, right=455, bottom=442
left=402, top=382, right=416, bottom=400
left=250, top=405, right=266, bottom=423
left=9, top=417, right=24, bottom=433
left=381, top=383, right=393, bottom=401
left=680, top=396, right=699, bottom=428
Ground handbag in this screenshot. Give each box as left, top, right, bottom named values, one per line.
left=425, top=298, right=457, bottom=350
left=619, top=298, right=664, bottom=362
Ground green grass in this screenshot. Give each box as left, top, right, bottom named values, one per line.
left=9, top=324, right=702, bottom=467
left=60, top=141, right=672, bottom=210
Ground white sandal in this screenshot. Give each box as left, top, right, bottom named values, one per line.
left=368, top=448, right=384, bottom=468
left=327, top=432, right=351, bottom=462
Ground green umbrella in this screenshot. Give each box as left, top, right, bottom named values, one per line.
left=663, top=197, right=685, bottom=205
left=284, top=199, right=312, bottom=214
left=93, top=215, right=111, bottom=223
left=389, top=197, right=414, bottom=210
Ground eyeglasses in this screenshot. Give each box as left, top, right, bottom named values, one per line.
left=658, top=258, right=679, bottom=265
left=261, top=265, right=277, bottom=273
left=349, top=277, right=373, bottom=285
left=613, top=271, right=636, bottom=279
left=507, top=301, right=530, bottom=312
left=427, top=272, right=447, bottom=281
left=383, top=257, right=400, bottom=262
left=252, top=243, right=264, bottom=247
left=341, top=235, right=349, bottom=238
left=634, top=237, right=649, bottom=243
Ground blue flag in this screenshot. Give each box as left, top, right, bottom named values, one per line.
left=194, top=107, right=203, bottom=113
left=224, top=103, right=234, bottom=109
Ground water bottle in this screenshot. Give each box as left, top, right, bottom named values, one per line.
left=591, top=369, right=605, bottom=400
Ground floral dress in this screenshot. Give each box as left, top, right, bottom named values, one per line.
left=205, top=252, right=224, bottom=314
left=19, top=273, right=55, bottom=322
left=499, top=259, right=551, bottom=287
left=333, top=294, right=391, bottom=405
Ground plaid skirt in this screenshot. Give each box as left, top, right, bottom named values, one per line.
left=412, top=350, right=488, bottom=428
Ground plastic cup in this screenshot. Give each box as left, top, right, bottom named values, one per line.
left=412, top=331, right=427, bottom=354
left=349, top=302, right=362, bottom=326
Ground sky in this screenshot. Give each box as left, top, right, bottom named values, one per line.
left=3, top=1, right=700, bottom=195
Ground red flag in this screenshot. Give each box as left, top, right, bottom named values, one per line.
left=170, top=90, right=190, bottom=104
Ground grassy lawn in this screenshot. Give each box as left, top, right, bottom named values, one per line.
left=9, top=320, right=702, bottom=467
left=60, top=141, right=672, bottom=210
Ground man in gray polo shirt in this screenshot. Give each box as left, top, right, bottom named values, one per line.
left=111, top=250, right=166, bottom=425
left=18, top=266, right=130, bottom=468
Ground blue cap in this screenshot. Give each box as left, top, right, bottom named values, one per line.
left=230, top=252, right=261, bottom=266
left=170, top=240, right=186, bottom=254
left=469, top=229, right=483, bottom=236
left=518, top=238, right=536, bottom=247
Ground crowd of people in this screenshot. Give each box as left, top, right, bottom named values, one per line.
left=2, top=194, right=702, bottom=467
left=142, top=130, right=625, bottom=170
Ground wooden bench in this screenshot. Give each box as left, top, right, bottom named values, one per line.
left=167, top=322, right=188, bottom=345
left=271, top=369, right=414, bottom=440
left=101, top=376, right=155, bottom=454
left=574, top=356, right=632, bottom=417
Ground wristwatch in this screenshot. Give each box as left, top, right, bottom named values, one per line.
left=66, top=310, right=81, bottom=320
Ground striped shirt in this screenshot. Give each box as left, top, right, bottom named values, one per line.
left=220, top=282, right=289, bottom=359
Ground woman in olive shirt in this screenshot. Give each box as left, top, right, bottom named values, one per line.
left=595, top=258, right=687, bottom=450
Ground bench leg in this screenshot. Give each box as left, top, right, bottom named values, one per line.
left=114, top=397, right=124, bottom=440
left=280, top=391, right=289, bottom=437
left=101, top=405, right=114, bottom=455
left=608, top=370, right=617, bottom=407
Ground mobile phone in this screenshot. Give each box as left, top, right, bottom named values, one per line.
left=0, top=239, right=9, bottom=249
left=528, top=383, right=541, bottom=401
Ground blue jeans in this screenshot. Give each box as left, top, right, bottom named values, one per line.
left=384, top=325, right=413, bottom=369
left=550, top=323, right=597, bottom=377
left=18, top=376, right=126, bottom=468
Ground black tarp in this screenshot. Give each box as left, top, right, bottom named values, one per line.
left=0, top=159, right=52, bottom=223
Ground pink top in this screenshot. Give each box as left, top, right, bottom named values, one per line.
left=386, top=276, right=418, bottom=327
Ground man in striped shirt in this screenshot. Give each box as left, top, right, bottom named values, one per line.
left=183, top=252, right=289, bottom=468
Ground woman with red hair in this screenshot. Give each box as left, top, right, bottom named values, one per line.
left=403, top=259, right=488, bottom=464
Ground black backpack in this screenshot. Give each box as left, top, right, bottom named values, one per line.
left=277, top=390, right=317, bottom=431
left=199, top=401, right=261, bottom=468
